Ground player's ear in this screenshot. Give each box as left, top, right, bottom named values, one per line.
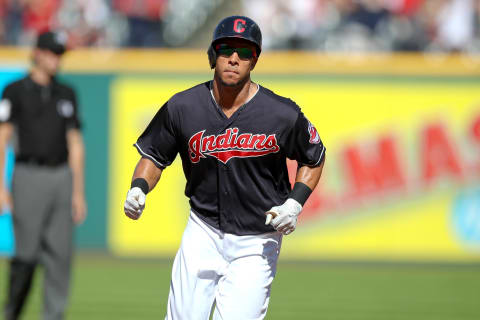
left=250, top=57, right=258, bottom=71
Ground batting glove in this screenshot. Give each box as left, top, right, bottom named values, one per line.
left=265, top=198, right=302, bottom=235
left=124, top=187, right=146, bottom=220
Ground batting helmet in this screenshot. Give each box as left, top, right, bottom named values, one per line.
left=207, top=15, right=262, bottom=69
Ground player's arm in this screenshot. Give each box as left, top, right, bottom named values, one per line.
left=0, top=123, right=14, bottom=213
left=265, top=160, right=325, bottom=235
left=67, top=128, right=87, bottom=224
left=124, top=158, right=163, bottom=220
left=266, top=111, right=326, bottom=235
left=295, top=161, right=324, bottom=192
left=132, top=157, right=163, bottom=190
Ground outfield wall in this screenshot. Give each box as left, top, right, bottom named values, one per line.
left=0, top=48, right=479, bottom=262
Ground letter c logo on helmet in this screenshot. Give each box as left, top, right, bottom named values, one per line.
left=207, top=16, right=262, bottom=69
left=233, top=19, right=246, bottom=33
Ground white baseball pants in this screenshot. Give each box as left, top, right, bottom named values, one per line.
left=165, top=211, right=282, bottom=320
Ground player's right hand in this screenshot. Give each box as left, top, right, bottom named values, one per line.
left=124, top=187, right=146, bottom=220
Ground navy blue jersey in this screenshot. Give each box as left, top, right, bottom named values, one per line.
left=135, top=81, right=325, bottom=235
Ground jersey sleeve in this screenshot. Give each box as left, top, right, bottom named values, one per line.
left=0, top=84, right=19, bottom=124
left=134, top=102, right=178, bottom=169
left=284, top=112, right=326, bottom=167
left=65, top=88, right=82, bottom=130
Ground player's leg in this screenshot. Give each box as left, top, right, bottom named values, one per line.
left=40, top=165, right=74, bottom=320
left=165, top=212, right=225, bottom=320
left=212, top=233, right=282, bottom=320
left=4, top=164, right=49, bottom=320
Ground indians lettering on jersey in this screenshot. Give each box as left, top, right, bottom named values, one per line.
left=188, top=127, right=280, bottom=164
left=308, top=120, right=321, bottom=144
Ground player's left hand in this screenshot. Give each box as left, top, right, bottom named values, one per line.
left=265, top=198, right=302, bottom=235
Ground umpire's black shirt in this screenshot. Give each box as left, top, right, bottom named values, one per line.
left=0, top=75, right=81, bottom=165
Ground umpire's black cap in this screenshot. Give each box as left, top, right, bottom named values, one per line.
left=36, top=31, right=68, bottom=55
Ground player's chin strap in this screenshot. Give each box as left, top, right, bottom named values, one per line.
left=207, top=45, right=216, bottom=69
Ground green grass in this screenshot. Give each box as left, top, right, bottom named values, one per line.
left=1, top=255, right=479, bottom=319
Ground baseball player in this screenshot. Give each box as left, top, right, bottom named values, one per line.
left=124, top=15, right=326, bottom=320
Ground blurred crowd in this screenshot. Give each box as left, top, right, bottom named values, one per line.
left=244, top=0, right=480, bottom=53
left=0, top=0, right=169, bottom=48
left=0, top=0, right=479, bottom=53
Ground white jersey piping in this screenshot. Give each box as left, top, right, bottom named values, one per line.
left=313, top=145, right=326, bottom=166
left=134, top=142, right=167, bottom=168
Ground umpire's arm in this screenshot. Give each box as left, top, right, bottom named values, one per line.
left=67, top=128, right=87, bottom=224
left=0, top=123, right=13, bottom=213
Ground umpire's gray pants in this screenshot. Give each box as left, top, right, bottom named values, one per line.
left=10, top=163, right=74, bottom=320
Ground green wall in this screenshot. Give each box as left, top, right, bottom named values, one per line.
left=60, top=74, right=112, bottom=249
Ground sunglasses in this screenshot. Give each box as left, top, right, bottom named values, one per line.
left=215, top=43, right=256, bottom=59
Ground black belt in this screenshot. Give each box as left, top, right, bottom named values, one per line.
left=15, top=156, right=66, bottom=167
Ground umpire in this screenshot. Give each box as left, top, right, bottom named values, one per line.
left=0, top=31, right=87, bottom=320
